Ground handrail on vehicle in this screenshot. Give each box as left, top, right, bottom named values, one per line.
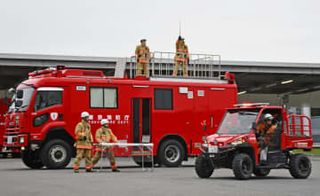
left=128, top=51, right=222, bottom=80
left=287, top=114, right=312, bottom=137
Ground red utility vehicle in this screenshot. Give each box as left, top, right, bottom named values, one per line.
left=4, top=65, right=237, bottom=169
left=195, top=103, right=313, bottom=180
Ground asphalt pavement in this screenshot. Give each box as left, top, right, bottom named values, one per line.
left=0, top=157, right=319, bottom=196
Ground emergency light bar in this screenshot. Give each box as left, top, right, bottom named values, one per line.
left=234, top=103, right=270, bottom=108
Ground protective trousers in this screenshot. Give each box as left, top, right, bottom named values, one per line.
left=173, top=61, right=188, bottom=77
left=92, top=150, right=117, bottom=170
left=260, top=147, right=268, bottom=162
left=73, top=149, right=93, bottom=170
left=136, top=63, right=149, bottom=77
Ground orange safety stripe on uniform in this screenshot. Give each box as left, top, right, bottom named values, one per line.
left=73, top=165, right=79, bottom=170
left=76, top=145, right=92, bottom=149
left=85, top=165, right=93, bottom=170
left=95, top=147, right=111, bottom=152
left=138, top=59, right=148, bottom=64
left=175, top=58, right=187, bottom=62
left=177, top=49, right=187, bottom=53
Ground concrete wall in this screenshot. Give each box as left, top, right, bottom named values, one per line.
left=238, top=90, right=320, bottom=108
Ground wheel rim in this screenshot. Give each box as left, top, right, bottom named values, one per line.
left=164, top=145, right=180, bottom=163
left=49, top=145, right=67, bottom=163
left=299, top=158, right=310, bottom=173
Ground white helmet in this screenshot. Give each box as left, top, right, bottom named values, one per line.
left=101, top=119, right=109, bottom=125
left=264, top=113, right=273, bottom=120
left=81, top=111, right=90, bottom=118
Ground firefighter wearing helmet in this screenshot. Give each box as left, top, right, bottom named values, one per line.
left=73, top=111, right=94, bottom=173
left=255, top=113, right=277, bottom=164
left=92, top=119, right=120, bottom=172
left=135, top=39, right=151, bottom=77
left=173, top=36, right=189, bottom=77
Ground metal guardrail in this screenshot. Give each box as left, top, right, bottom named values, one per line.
left=128, top=51, right=222, bottom=79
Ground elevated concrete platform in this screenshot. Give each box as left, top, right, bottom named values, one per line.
left=1, top=53, right=320, bottom=95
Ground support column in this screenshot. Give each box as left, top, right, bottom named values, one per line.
left=301, top=104, right=311, bottom=136
left=301, top=104, right=311, bottom=118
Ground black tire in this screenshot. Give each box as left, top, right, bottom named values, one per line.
left=158, top=139, right=185, bottom=167
left=232, top=153, right=253, bottom=180
left=253, top=168, right=271, bottom=177
left=133, top=156, right=157, bottom=167
left=289, top=154, right=312, bottom=179
left=21, top=149, right=44, bottom=169
left=40, top=139, right=72, bottom=169
left=195, top=154, right=214, bottom=178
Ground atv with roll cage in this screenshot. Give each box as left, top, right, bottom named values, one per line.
left=195, top=103, right=313, bottom=180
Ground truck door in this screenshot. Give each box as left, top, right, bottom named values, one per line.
left=132, top=98, right=151, bottom=143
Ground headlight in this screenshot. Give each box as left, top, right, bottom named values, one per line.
left=19, top=136, right=24, bottom=144
left=202, top=143, right=209, bottom=148
left=231, top=138, right=243, bottom=146
left=15, top=116, right=20, bottom=126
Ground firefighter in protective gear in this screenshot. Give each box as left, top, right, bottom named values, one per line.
left=255, top=113, right=277, bottom=164
left=173, top=36, right=189, bottom=77
left=73, top=111, right=94, bottom=173
left=92, top=119, right=120, bottom=172
left=135, top=39, right=151, bottom=77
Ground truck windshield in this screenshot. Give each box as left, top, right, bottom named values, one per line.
left=34, top=90, right=63, bottom=111
left=218, top=109, right=259, bottom=134
left=14, top=87, right=35, bottom=112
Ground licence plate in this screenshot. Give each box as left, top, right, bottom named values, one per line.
left=7, top=136, right=13, bottom=144
left=208, top=145, right=218, bottom=153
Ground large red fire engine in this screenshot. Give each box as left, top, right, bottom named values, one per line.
left=4, top=54, right=237, bottom=169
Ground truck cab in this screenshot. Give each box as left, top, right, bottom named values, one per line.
left=195, top=103, right=313, bottom=180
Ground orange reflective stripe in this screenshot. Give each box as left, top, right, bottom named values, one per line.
left=176, top=58, right=187, bottom=62
left=95, top=147, right=111, bottom=152
left=177, top=48, right=184, bottom=52
left=76, top=145, right=92, bottom=149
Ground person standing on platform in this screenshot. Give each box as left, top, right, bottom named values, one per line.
left=173, top=36, right=189, bottom=77
left=135, top=39, right=151, bottom=77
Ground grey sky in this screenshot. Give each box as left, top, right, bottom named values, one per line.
left=0, top=0, right=319, bottom=63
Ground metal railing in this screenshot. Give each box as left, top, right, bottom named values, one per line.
left=287, top=115, right=312, bottom=137
left=128, top=51, right=222, bottom=80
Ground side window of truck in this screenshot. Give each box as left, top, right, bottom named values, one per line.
left=90, top=87, right=118, bottom=108
left=34, top=91, right=62, bottom=111
left=154, top=88, right=173, bottom=110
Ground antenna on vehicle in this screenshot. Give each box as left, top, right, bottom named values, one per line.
left=179, top=21, right=182, bottom=36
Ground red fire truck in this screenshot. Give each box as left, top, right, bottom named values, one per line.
left=3, top=63, right=237, bottom=169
